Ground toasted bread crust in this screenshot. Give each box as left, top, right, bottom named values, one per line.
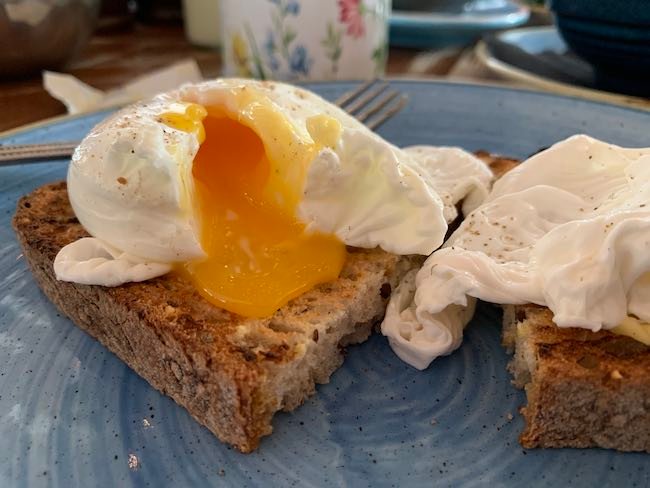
left=474, top=150, right=519, bottom=179
left=13, top=182, right=420, bottom=452
left=503, top=304, right=650, bottom=452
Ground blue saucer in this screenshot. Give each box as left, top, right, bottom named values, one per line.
left=390, top=0, right=530, bottom=49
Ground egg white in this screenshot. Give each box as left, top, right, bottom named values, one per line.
left=383, top=135, right=650, bottom=369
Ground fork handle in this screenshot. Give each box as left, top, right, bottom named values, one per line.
left=0, top=142, right=79, bottom=166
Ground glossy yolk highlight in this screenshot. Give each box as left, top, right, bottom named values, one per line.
left=182, top=114, right=346, bottom=317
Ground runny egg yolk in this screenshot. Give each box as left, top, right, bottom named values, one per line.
left=163, top=103, right=346, bottom=317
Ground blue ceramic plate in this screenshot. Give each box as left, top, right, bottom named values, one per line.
left=390, top=0, right=529, bottom=48
left=484, top=27, right=595, bottom=88
left=2, top=81, right=650, bottom=488
left=495, top=25, right=570, bottom=55
left=476, top=26, right=650, bottom=110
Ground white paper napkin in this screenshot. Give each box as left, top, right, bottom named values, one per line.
left=43, top=59, right=204, bottom=114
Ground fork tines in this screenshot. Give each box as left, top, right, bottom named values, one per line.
left=334, top=79, right=408, bottom=130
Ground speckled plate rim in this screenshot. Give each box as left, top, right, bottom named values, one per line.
left=0, top=103, right=122, bottom=139
left=3, top=76, right=649, bottom=142
left=474, top=27, right=650, bottom=111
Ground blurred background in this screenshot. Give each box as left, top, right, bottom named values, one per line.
left=1, top=0, right=648, bottom=133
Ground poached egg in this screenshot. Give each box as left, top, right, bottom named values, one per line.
left=54, top=79, right=493, bottom=318
left=383, top=135, right=650, bottom=369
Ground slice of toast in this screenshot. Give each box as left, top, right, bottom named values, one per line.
left=13, top=181, right=421, bottom=452
left=502, top=304, right=650, bottom=452
left=484, top=151, right=650, bottom=452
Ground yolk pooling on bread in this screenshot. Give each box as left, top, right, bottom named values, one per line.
left=164, top=104, right=346, bottom=317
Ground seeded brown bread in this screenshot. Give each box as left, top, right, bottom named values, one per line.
left=502, top=304, right=650, bottom=452
left=13, top=181, right=421, bottom=452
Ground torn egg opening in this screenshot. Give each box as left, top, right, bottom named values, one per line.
left=163, top=103, right=347, bottom=318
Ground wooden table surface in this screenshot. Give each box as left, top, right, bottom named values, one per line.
left=0, top=24, right=463, bottom=133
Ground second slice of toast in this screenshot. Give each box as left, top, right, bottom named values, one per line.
left=502, top=304, right=650, bottom=452
left=13, top=181, right=421, bottom=452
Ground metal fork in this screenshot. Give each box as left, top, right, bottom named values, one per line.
left=334, top=79, right=408, bottom=130
left=0, top=79, right=407, bottom=166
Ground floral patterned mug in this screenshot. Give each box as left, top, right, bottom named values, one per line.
left=220, top=0, right=391, bottom=80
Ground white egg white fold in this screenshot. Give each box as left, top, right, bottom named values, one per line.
left=299, top=140, right=492, bottom=255
left=382, top=135, right=650, bottom=369
left=54, top=237, right=172, bottom=286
